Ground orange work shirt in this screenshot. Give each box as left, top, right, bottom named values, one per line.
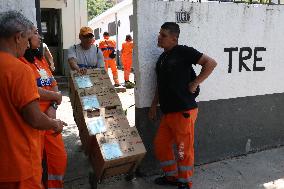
left=20, top=57, right=57, bottom=113
left=99, top=39, right=116, bottom=59
left=121, top=41, right=133, bottom=58
left=0, top=52, right=41, bottom=182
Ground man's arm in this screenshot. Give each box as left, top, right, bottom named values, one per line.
left=68, top=57, right=80, bottom=72
left=189, top=54, right=217, bottom=93
left=21, top=100, right=66, bottom=134
left=68, top=57, right=87, bottom=75
left=38, top=87, right=62, bottom=105
left=148, top=86, right=159, bottom=120
left=67, top=46, right=87, bottom=74
left=44, top=84, right=60, bottom=119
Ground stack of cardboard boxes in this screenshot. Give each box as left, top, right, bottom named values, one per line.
left=69, top=69, right=146, bottom=181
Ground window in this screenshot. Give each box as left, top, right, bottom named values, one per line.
left=129, top=15, right=134, bottom=32
left=94, top=28, right=100, bottom=40
left=108, top=21, right=116, bottom=36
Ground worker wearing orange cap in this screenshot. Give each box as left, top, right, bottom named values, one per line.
left=121, top=34, right=134, bottom=88
left=99, top=32, right=120, bottom=87
left=68, top=26, right=104, bottom=75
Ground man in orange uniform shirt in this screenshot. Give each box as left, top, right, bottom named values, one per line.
left=99, top=32, right=120, bottom=86
left=20, top=26, right=67, bottom=189
left=0, top=11, right=66, bottom=189
left=121, top=34, right=134, bottom=88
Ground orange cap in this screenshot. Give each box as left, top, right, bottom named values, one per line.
left=79, top=26, right=94, bottom=36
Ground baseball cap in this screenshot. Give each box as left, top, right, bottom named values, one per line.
left=79, top=26, right=94, bottom=36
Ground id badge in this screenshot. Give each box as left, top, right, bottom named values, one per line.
left=38, top=68, right=49, bottom=80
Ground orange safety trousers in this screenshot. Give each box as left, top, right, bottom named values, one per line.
left=154, top=108, right=198, bottom=188
left=0, top=174, right=43, bottom=189
left=121, top=55, right=132, bottom=81
left=44, top=131, right=67, bottom=189
left=104, top=59, right=119, bottom=84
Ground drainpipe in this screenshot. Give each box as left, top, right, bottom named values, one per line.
left=115, top=12, right=119, bottom=67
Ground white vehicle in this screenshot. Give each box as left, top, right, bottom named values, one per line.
left=88, top=0, right=133, bottom=67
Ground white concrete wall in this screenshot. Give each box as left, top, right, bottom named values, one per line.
left=0, top=0, right=36, bottom=24
left=41, top=0, right=88, bottom=49
left=88, top=0, right=133, bottom=50
left=135, top=1, right=284, bottom=108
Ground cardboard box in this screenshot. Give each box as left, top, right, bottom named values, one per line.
left=69, top=69, right=119, bottom=113
left=84, top=109, right=130, bottom=132
left=70, top=69, right=113, bottom=91
left=73, top=100, right=91, bottom=155
left=77, top=88, right=122, bottom=109
left=85, top=106, right=124, bottom=118
left=70, top=69, right=110, bottom=80
left=77, top=107, right=129, bottom=154
left=68, top=69, right=146, bottom=175
left=89, top=127, right=146, bottom=180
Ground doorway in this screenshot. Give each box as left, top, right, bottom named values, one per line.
left=41, top=8, right=63, bottom=75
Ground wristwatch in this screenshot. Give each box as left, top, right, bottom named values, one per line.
left=50, top=101, right=58, bottom=110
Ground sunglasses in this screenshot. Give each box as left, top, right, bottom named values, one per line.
left=82, top=34, right=94, bottom=39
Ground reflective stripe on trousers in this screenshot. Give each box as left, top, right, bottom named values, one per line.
left=48, top=174, right=63, bottom=181
left=45, top=132, right=67, bottom=189
left=178, top=176, right=193, bottom=183
left=160, top=160, right=176, bottom=167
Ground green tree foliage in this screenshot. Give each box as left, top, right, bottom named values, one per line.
left=87, top=0, right=114, bottom=20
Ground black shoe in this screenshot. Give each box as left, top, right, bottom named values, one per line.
left=114, top=83, right=120, bottom=87
left=125, top=81, right=135, bottom=89
left=178, top=183, right=191, bottom=189
left=154, top=176, right=179, bottom=186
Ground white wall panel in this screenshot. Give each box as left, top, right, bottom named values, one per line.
left=135, top=1, right=284, bottom=108
left=0, top=0, right=36, bottom=24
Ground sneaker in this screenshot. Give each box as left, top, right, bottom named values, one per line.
left=154, top=176, right=179, bottom=186
left=178, top=183, right=191, bottom=189
left=125, top=81, right=135, bottom=89
left=114, top=83, right=120, bottom=87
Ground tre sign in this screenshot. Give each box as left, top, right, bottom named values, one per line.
left=224, top=47, right=266, bottom=73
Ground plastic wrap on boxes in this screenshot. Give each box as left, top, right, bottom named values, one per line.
left=75, top=75, right=93, bottom=89
left=101, top=142, right=123, bottom=160
left=81, top=95, right=100, bottom=111
left=87, top=117, right=107, bottom=135
left=78, top=88, right=121, bottom=108
left=97, top=127, right=146, bottom=156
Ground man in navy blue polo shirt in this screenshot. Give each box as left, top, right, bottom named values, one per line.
left=149, top=22, right=217, bottom=189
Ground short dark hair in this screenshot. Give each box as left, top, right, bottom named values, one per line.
left=126, top=34, right=132, bottom=41
left=161, top=22, right=180, bottom=38
left=103, top=32, right=109, bottom=36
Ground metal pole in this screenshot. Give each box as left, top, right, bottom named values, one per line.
left=115, top=12, right=119, bottom=68
left=35, top=0, right=43, bottom=53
